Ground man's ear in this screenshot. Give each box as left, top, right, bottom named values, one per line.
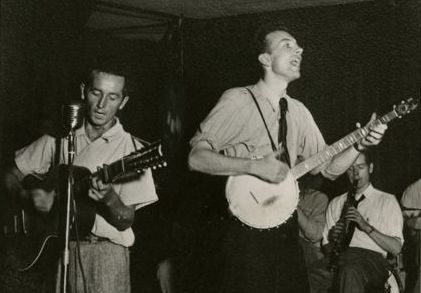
left=258, top=53, right=271, bottom=68
left=80, top=83, right=86, bottom=100
left=119, top=96, right=129, bottom=110
left=368, top=163, right=374, bottom=174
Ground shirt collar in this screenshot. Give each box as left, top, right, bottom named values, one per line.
left=254, top=79, right=289, bottom=111
left=74, top=118, right=124, bottom=142
left=355, top=183, right=374, bottom=200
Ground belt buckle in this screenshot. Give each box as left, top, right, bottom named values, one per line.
left=85, top=234, right=100, bottom=244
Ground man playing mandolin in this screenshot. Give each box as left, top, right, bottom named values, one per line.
left=4, top=59, right=158, bottom=293
left=188, top=25, right=387, bottom=293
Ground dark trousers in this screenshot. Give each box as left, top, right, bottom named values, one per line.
left=335, top=247, right=389, bottom=293
left=218, top=213, right=308, bottom=293
left=299, top=237, right=331, bottom=293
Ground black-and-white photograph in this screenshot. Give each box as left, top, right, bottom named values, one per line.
left=0, top=0, right=419, bottom=292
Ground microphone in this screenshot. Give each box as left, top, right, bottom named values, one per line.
left=61, top=102, right=84, bottom=133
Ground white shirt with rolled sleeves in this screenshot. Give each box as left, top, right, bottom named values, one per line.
left=190, top=80, right=336, bottom=175
left=15, top=119, right=158, bottom=247
left=322, top=184, right=403, bottom=257
left=401, top=178, right=421, bottom=210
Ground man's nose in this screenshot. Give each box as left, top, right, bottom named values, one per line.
left=97, top=96, right=106, bottom=108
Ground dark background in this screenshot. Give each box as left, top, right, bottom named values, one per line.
left=0, top=0, right=420, bottom=292
left=1, top=0, right=419, bottom=194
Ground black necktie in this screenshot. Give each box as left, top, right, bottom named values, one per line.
left=344, top=194, right=366, bottom=247
left=352, top=194, right=366, bottom=208
left=279, top=98, right=291, bottom=167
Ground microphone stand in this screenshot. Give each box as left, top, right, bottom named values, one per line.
left=58, top=129, right=76, bottom=293
left=418, top=229, right=421, bottom=293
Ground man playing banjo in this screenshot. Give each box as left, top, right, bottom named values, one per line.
left=188, top=25, right=387, bottom=293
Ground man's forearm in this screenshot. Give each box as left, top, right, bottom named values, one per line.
left=323, top=146, right=360, bottom=180
left=99, top=189, right=135, bottom=231
left=364, top=226, right=402, bottom=255
left=188, top=146, right=252, bottom=176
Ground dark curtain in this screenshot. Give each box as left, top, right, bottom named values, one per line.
left=183, top=0, right=420, bottom=198
left=0, top=0, right=93, bottom=166
left=0, top=0, right=93, bottom=291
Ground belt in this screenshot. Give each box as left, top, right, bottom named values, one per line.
left=79, top=234, right=109, bottom=244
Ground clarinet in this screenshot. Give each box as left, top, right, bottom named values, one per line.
left=327, top=180, right=359, bottom=272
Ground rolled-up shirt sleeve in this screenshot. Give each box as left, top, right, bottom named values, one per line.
left=401, top=178, right=421, bottom=209
left=190, top=88, right=249, bottom=152
left=377, top=198, right=404, bottom=244
left=15, top=134, right=56, bottom=176
left=118, top=168, right=158, bottom=210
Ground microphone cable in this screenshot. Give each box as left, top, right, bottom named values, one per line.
left=71, top=196, right=88, bottom=293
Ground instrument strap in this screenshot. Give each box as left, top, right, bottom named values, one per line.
left=131, top=135, right=151, bottom=151
left=54, top=136, right=62, bottom=167
left=246, top=87, right=277, bottom=152
left=131, top=135, right=139, bottom=151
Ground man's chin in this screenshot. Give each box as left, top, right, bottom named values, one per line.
left=89, top=112, right=104, bottom=121
left=88, top=116, right=117, bottom=130
left=287, top=72, right=301, bottom=82
left=88, top=117, right=106, bottom=127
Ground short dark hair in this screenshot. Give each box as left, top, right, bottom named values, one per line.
left=84, top=58, right=130, bottom=97
left=359, top=150, right=373, bottom=165
left=254, top=24, right=291, bottom=56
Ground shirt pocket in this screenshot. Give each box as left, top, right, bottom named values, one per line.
left=224, top=142, right=256, bottom=158
left=249, top=142, right=274, bottom=159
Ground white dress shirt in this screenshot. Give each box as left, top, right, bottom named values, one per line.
left=322, top=184, right=403, bottom=256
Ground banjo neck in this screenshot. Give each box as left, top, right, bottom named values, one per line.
left=291, top=107, right=402, bottom=180
left=226, top=97, right=417, bottom=230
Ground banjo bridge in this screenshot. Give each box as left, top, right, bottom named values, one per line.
left=262, top=196, right=278, bottom=206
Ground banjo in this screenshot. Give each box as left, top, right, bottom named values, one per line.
left=226, top=97, right=418, bottom=229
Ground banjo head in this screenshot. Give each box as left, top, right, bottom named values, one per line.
left=226, top=172, right=299, bottom=229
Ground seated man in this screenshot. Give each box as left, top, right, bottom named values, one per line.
left=400, top=178, right=421, bottom=293
left=322, top=151, right=403, bottom=293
